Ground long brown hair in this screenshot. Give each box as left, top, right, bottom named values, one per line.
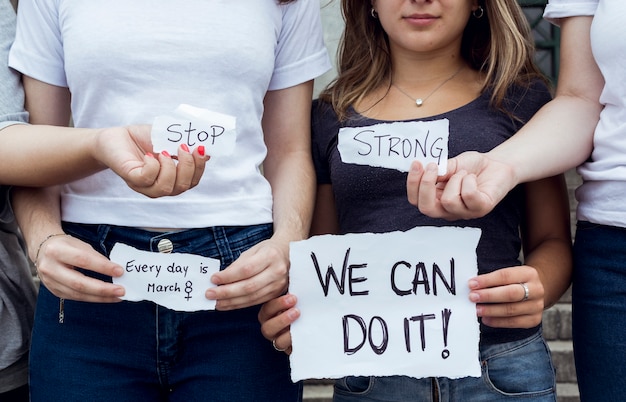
left=321, top=0, right=548, bottom=121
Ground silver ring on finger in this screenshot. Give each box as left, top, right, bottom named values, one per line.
left=519, top=282, right=529, bottom=302
left=272, top=339, right=286, bottom=352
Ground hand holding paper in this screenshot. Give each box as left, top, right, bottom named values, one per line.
left=96, top=124, right=208, bottom=198
left=110, top=243, right=221, bottom=312
left=288, top=227, right=481, bottom=382
left=151, top=104, right=237, bottom=157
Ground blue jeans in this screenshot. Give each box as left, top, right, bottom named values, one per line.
left=333, top=331, right=555, bottom=401
left=572, top=221, right=626, bottom=401
left=29, top=223, right=301, bottom=402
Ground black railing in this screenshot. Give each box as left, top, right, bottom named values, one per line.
left=519, top=0, right=560, bottom=83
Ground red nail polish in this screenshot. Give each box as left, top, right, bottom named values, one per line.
left=162, top=150, right=171, bottom=158
left=145, top=152, right=155, bottom=158
left=181, top=144, right=190, bottom=153
left=198, top=145, right=205, bottom=156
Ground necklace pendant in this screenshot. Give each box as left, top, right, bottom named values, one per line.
left=415, top=98, right=424, bottom=107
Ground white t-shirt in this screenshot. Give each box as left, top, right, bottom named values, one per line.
left=545, top=0, right=626, bottom=228
left=9, top=0, right=331, bottom=228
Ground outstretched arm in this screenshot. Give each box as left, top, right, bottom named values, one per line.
left=409, top=16, right=603, bottom=220
left=0, top=123, right=208, bottom=196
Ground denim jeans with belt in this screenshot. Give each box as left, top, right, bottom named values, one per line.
left=333, top=330, right=556, bottom=401
left=29, top=223, right=301, bottom=402
left=572, top=221, right=626, bottom=402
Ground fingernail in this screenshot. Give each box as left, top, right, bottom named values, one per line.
left=205, top=289, right=216, bottom=299
left=469, top=292, right=480, bottom=302
left=198, top=145, right=205, bottom=156
left=286, top=308, right=300, bottom=320
left=180, top=144, right=190, bottom=153
left=112, top=266, right=124, bottom=276
left=115, top=287, right=125, bottom=297
left=162, top=150, right=171, bottom=158
left=145, top=152, right=155, bottom=158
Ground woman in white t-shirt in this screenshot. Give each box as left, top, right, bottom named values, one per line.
left=8, top=1, right=330, bottom=401
left=1, top=2, right=210, bottom=400
left=410, top=0, right=626, bottom=400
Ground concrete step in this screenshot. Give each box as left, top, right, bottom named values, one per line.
left=543, top=303, right=572, bottom=341
left=557, top=383, right=581, bottom=402
left=549, top=340, right=578, bottom=384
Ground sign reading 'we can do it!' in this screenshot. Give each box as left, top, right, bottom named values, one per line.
left=288, top=226, right=482, bottom=382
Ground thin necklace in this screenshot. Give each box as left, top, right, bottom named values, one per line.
left=392, top=66, right=464, bottom=107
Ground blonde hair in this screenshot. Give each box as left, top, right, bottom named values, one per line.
left=320, top=0, right=548, bottom=121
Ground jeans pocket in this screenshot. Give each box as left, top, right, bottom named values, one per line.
left=482, top=334, right=556, bottom=398
left=334, top=376, right=374, bottom=397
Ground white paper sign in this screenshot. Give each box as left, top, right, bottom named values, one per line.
left=337, top=119, right=449, bottom=174
left=289, top=226, right=481, bottom=382
left=110, top=243, right=221, bottom=312
left=151, top=104, right=237, bottom=156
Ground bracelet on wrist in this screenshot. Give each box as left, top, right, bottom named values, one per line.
left=34, top=233, right=68, bottom=268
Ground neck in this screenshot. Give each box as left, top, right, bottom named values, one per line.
left=390, top=46, right=466, bottom=86
left=392, top=60, right=467, bottom=87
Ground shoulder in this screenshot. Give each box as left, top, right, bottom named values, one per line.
left=280, top=0, right=322, bottom=19
left=503, top=79, right=552, bottom=124
left=311, top=99, right=342, bottom=155
left=312, top=99, right=340, bottom=131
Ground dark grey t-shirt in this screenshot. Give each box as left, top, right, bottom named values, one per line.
left=311, top=81, right=552, bottom=345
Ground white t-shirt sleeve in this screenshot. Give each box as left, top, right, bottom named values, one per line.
left=269, top=0, right=331, bottom=91
left=543, top=0, right=599, bottom=24
left=8, top=0, right=68, bottom=87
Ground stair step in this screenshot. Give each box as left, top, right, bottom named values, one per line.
left=548, top=340, right=578, bottom=383
left=543, top=303, right=572, bottom=341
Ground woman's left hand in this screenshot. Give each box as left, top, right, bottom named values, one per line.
left=205, top=237, right=289, bottom=310
left=468, top=266, right=545, bottom=328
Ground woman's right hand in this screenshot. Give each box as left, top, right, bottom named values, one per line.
left=35, top=233, right=126, bottom=303
left=258, top=294, right=300, bottom=355
left=97, top=125, right=210, bottom=198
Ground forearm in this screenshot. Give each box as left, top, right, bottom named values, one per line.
left=0, top=124, right=107, bottom=186
left=12, top=185, right=63, bottom=262
left=487, top=95, right=599, bottom=184
left=522, top=175, right=573, bottom=309
left=489, top=16, right=602, bottom=185
left=524, top=238, right=572, bottom=309
left=265, top=149, right=316, bottom=243
left=262, top=81, right=316, bottom=244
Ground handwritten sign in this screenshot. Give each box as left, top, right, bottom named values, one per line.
left=151, top=104, right=237, bottom=156
left=110, top=243, right=220, bottom=312
left=288, top=227, right=481, bottom=381
left=337, top=119, right=449, bottom=174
